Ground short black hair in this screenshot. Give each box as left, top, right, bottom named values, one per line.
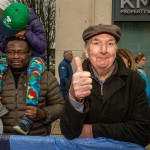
left=4, top=36, right=31, bottom=51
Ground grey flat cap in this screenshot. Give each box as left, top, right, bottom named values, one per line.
left=82, top=24, right=121, bottom=43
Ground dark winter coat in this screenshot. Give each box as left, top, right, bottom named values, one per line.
left=60, top=57, right=150, bottom=146
left=1, top=69, right=64, bottom=135
left=0, top=8, right=47, bottom=59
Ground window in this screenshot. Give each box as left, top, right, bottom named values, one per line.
left=116, top=22, right=150, bottom=79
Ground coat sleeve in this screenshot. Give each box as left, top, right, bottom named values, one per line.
left=25, top=19, right=47, bottom=54
left=60, top=97, right=87, bottom=139
left=58, top=63, right=69, bottom=84
left=41, top=72, right=64, bottom=124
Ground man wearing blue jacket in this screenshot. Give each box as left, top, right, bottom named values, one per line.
left=58, top=50, right=73, bottom=99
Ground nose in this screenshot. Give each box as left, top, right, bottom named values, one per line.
left=98, top=44, right=107, bottom=54
left=13, top=52, right=20, bottom=58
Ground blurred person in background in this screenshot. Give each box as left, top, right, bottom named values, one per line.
left=58, top=50, right=73, bottom=99
left=135, top=52, right=150, bottom=107
left=135, top=52, right=147, bottom=76
left=117, top=48, right=137, bottom=71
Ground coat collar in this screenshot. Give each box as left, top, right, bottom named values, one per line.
left=63, top=58, right=71, bottom=63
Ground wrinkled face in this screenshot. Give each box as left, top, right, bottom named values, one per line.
left=137, top=56, right=147, bottom=67
left=85, top=33, right=117, bottom=70
left=5, top=40, right=31, bottom=71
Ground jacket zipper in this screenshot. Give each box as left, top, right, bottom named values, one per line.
left=15, top=89, right=17, bottom=108
left=100, top=82, right=103, bottom=96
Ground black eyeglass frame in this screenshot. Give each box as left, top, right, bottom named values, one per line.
left=5, top=49, right=30, bottom=57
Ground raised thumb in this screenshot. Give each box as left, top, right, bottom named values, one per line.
left=75, top=57, right=83, bottom=72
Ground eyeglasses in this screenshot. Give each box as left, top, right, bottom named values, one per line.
left=141, top=59, right=147, bottom=62
left=6, top=49, right=30, bottom=57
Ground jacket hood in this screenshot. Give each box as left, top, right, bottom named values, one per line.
left=29, top=8, right=38, bottom=22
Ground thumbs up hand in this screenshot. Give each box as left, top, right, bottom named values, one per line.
left=69, top=57, right=92, bottom=102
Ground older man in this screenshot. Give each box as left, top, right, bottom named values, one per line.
left=1, top=37, right=64, bottom=135
left=60, top=24, right=150, bottom=146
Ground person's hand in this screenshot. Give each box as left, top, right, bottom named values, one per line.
left=16, top=30, right=26, bottom=39
left=79, top=124, right=93, bottom=138
left=69, top=57, right=92, bottom=102
left=25, top=106, right=46, bottom=121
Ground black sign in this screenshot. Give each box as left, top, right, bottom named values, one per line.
left=112, top=0, right=150, bottom=21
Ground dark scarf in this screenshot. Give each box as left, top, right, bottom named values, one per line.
left=9, top=63, right=29, bottom=88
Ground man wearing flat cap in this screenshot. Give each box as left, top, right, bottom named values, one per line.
left=60, top=24, right=150, bottom=147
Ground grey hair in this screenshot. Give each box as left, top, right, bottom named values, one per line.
left=63, top=50, right=72, bottom=57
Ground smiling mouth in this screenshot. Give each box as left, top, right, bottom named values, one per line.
left=97, top=57, right=108, bottom=61
left=11, top=59, right=22, bottom=63
left=12, top=61, right=22, bottom=64
left=12, top=61, right=21, bottom=63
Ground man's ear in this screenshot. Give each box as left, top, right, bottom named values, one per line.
left=84, top=48, right=89, bottom=59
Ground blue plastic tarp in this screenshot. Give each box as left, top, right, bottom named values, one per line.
left=8, top=136, right=145, bottom=150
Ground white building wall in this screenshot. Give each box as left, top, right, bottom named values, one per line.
left=55, top=0, right=112, bottom=81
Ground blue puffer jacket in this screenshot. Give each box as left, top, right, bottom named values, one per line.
left=0, top=8, right=47, bottom=59
left=58, top=58, right=73, bottom=98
